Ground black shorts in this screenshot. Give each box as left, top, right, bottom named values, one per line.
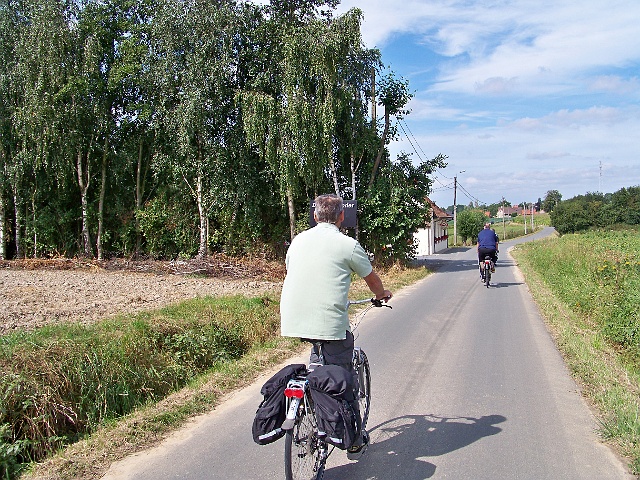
left=303, top=330, right=355, bottom=374
left=478, top=247, right=497, bottom=264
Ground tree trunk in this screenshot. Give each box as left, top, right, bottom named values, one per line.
left=31, top=186, right=37, bottom=258
left=97, top=136, right=108, bottom=260
left=350, top=152, right=362, bottom=239
left=367, top=107, right=390, bottom=195
left=13, top=187, right=23, bottom=259
left=76, top=150, right=93, bottom=257
left=0, top=192, right=5, bottom=260
left=135, top=138, right=144, bottom=257
left=196, top=173, right=207, bottom=258
left=287, top=186, right=296, bottom=241
left=329, top=156, right=340, bottom=195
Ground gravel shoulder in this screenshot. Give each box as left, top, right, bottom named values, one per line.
left=0, top=257, right=285, bottom=335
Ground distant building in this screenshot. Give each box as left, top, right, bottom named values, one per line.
left=496, top=205, right=521, bottom=218
left=414, top=198, right=452, bottom=256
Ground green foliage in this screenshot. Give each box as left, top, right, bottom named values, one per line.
left=0, top=295, right=280, bottom=477
left=0, top=0, right=435, bottom=261
left=456, top=209, right=487, bottom=244
left=513, top=227, right=640, bottom=470
left=551, top=187, right=640, bottom=235
left=542, top=189, right=562, bottom=212
left=136, top=191, right=199, bottom=258
left=515, top=227, right=640, bottom=355
left=359, top=153, right=447, bottom=264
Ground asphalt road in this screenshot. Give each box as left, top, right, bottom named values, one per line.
left=102, top=227, right=633, bottom=479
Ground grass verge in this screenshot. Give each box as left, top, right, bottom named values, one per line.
left=511, top=228, right=640, bottom=473
left=8, top=263, right=430, bottom=480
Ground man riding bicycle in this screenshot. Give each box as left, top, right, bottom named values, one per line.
left=477, top=222, right=499, bottom=278
left=280, top=194, right=392, bottom=455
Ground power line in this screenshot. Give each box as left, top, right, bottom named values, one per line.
left=397, top=120, right=425, bottom=163
left=457, top=181, right=487, bottom=206
left=399, top=119, right=452, bottom=180
left=398, top=118, right=488, bottom=205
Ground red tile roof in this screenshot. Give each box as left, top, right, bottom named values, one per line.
left=426, top=197, right=453, bottom=220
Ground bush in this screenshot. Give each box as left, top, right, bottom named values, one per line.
left=0, top=295, right=280, bottom=478
left=551, top=186, right=640, bottom=235
left=456, top=209, right=487, bottom=244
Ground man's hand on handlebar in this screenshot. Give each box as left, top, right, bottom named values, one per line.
left=375, top=290, right=392, bottom=301
left=371, top=294, right=392, bottom=308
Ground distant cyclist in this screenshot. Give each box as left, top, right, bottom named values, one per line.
left=477, top=223, right=499, bottom=276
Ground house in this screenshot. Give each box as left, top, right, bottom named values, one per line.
left=496, top=205, right=521, bottom=218
left=414, top=198, right=453, bottom=256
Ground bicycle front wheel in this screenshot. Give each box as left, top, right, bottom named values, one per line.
left=356, top=349, right=371, bottom=429
left=284, top=405, right=324, bottom=480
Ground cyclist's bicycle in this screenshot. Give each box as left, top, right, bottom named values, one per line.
left=480, top=255, right=493, bottom=288
left=282, top=297, right=391, bottom=480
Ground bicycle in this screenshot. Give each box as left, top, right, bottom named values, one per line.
left=480, top=255, right=493, bottom=288
left=282, top=297, right=391, bottom=480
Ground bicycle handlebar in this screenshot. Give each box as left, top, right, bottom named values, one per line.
left=347, top=297, right=392, bottom=309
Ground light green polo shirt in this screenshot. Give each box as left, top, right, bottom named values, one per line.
left=280, top=222, right=373, bottom=340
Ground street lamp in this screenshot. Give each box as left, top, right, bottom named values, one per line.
left=453, top=170, right=465, bottom=246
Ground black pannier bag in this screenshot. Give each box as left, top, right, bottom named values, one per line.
left=306, top=364, right=359, bottom=450
left=252, top=363, right=307, bottom=445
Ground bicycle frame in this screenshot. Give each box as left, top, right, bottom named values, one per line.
left=482, top=257, right=493, bottom=287
left=282, top=379, right=307, bottom=431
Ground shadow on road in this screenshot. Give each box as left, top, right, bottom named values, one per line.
left=417, top=256, right=516, bottom=274
left=490, top=282, right=524, bottom=289
left=323, top=413, right=506, bottom=479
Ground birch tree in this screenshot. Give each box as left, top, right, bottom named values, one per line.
left=240, top=2, right=359, bottom=240
left=152, top=0, right=237, bottom=257
left=367, top=72, right=412, bottom=195
left=0, top=0, right=21, bottom=259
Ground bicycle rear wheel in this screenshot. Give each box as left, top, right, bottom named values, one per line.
left=356, top=349, right=371, bottom=429
left=485, top=264, right=491, bottom=287
left=284, top=404, right=324, bottom=480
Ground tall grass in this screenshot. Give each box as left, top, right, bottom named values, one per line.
left=0, top=295, right=280, bottom=479
left=512, top=226, right=640, bottom=472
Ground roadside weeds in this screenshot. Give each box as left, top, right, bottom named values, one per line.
left=512, top=247, right=640, bottom=475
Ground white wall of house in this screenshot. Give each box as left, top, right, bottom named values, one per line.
left=414, top=215, right=449, bottom=256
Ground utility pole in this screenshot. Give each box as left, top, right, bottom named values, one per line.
left=523, top=203, right=527, bottom=235
left=531, top=203, right=534, bottom=231
left=501, top=197, right=506, bottom=241
left=453, top=176, right=457, bottom=246
left=452, top=171, right=464, bottom=246
left=599, top=161, right=602, bottom=192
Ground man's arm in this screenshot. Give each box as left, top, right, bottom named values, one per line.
left=363, top=270, right=392, bottom=301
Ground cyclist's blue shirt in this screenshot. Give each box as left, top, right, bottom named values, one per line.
left=478, top=228, right=499, bottom=249
left=280, top=222, right=373, bottom=341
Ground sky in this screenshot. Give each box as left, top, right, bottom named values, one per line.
left=334, top=0, right=640, bottom=209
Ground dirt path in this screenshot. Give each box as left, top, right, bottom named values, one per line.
left=0, top=258, right=284, bottom=335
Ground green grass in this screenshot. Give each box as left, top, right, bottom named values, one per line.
left=1, top=295, right=281, bottom=479
left=512, top=226, right=640, bottom=473
left=449, top=213, right=551, bottom=246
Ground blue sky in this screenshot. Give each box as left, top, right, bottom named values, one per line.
left=335, top=0, right=640, bottom=209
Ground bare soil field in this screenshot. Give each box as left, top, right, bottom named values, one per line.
left=0, top=256, right=286, bottom=335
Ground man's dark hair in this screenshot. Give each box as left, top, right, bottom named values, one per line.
left=314, top=194, right=344, bottom=223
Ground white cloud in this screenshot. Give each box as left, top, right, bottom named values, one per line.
left=339, top=0, right=640, bottom=96
left=335, top=1, right=640, bottom=205
left=589, top=75, right=640, bottom=95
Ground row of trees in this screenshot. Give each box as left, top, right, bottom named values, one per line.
left=0, top=0, right=446, bottom=263
left=550, top=186, right=640, bottom=234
